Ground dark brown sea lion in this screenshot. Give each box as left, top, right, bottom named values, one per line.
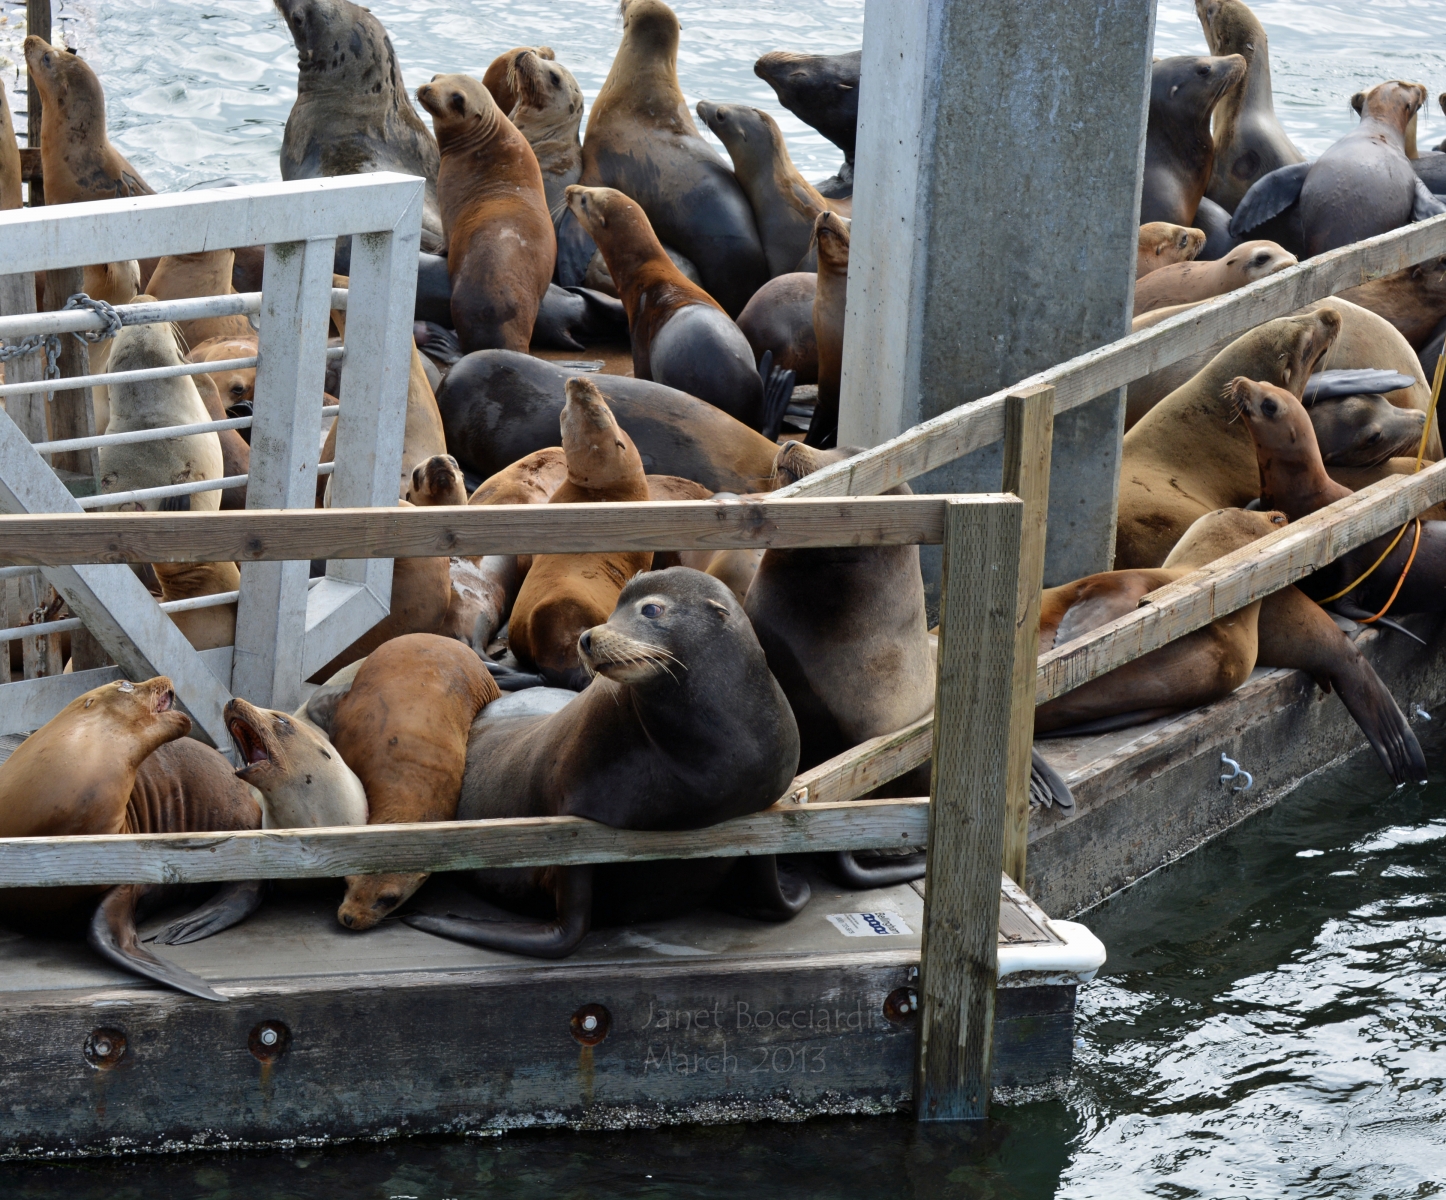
left=0, top=680, right=264, bottom=1000
left=1339, top=257, right=1446, bottom=349
left=1308, top=392, right=1425, bottom=467
left=1137, top=222, right=1206, bottom=277
left=580, top=0, right=768, bottom=316
left=404, top=567, right=806, bottom=958
left=1133, top=239, right=1295, bottom=315
left=23, top=36, right=153, bottom=203
left=332, top=634, right=498, bottom=931
left=415, top=74, right=554, bottom=355
left=507, top=378, right=654, bottom=688
left=437, top=350, right=782, bottom=493
left=806, top=211, right=850, bottom=448
left=566, top=184, right=763, bottom=428
left=1140, top=54, right=1247, bottom=225
left=1116, top=307, right=1341, bottom=567
left=1195, top=0, right=1305, bottom=212
left=753, top=49, right=860, bottom=199
left=737, top=272, right=818, bottom=383
left=272, top=0, right=443, bottom=250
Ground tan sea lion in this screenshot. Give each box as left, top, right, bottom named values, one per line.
left=737, top=272, right=818, bottom=383
left=182, top=343, right=251, bottom=510
left=504, top=48, right=584, bottom=217
left=82, top=260, right=143, bottom=436
left=1133, top=239, right=1295, bottom=315
left=405, top=453, right=469, bottom=507
left=646, top=474, right=716, bottom=572
left=1116, top=307, right=1341, bottom=567
left=1195, top=0, right=1305, bottom=211
left=1141, top=54, right=1247, bottom=225
left=566, top=184, right=764, bottom=428
left=188, top=334, right=258, bottom=409
left=144, top=252, right=252, bottom=349
left=696, top=102, right=850, bottom=277
left=416, top=74, right=554, bottom=355
left=806, top=211, right=850, bottom=448
left=332, top=634, right=498, bottom=931
left=0, top=81, right=21, bottom=210
left=580, top=0, right=768, bottom=316
left=152, top=560, right=239, bottom=652
left=508, top=378, right=654, bottom=687
left=23, top=37, right=153, bottom=204
left=1137, top=222, right=1206, bottom=277
left=482, top=44, right=555, bottom=116
left=225, top=696, right=368, bottom=829
left=405, top=568, right=806, bottom=958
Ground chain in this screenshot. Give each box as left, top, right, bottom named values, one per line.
left=0, top=293, right=125, bottom=384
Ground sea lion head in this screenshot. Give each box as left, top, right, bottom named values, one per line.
left=618, top=0, right=682, bottom=57
left=417, top=73, right=501, bottom=149
left=559, top=376, right=645, bottom=490
left=813, top=210, right=851, bottom=273
left=226, top=697, right=367, bottom=829
left=108, top=301, right=189, bottom=370
left=506, top=48, right=583, bottom=132
left=1307, top=393, right=1425, bottom=467
left=1219, top=239, right=1297, bottom=285
left=1152, top=54, right=1247, bottom=119
left=771, top=439, right=857, bottom=488
left=1257, top=308, right=1342, bottom=394
left=406, top=454, right=468, bottom=507
left=1195, top=0, right=1266, bottom=61
left=23, top=37, right=101, bottom=119
left=274, top=0, right=378, bottom=69
left=1139, top=222, right=1207, bottom=268
left=70, top=676, right=191, bottom=754
left=696, top=102, right=774, bottom=166
left=1228, top=375, right=1317, bottom=470
left=564, top=184, right=632, bottom=238
left=1164, top=506, right=1287, bottom=569
left=189, top=335, right=257, bottom=406
left=1351, top=81, right=1428, bottom=131
left=226, top=697, right=303, bottom=784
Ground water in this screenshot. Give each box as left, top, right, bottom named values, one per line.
left=4, top=0, right=1446, bottom=1194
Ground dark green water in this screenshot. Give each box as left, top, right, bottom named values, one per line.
left=4, top=738, right=1445, bottom=1198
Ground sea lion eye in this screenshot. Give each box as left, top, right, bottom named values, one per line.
left=117, top=680, right=135, bottom=693
left=550, top=72, right=560, bottom=85
left=230, top=382, right=245, bottom=396
left=450, top=92, right=466, bottom=114
left=641, top=603, right=664, bottom=618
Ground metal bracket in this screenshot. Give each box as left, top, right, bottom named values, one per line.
left=1219, top=753, right=1253, bottom=793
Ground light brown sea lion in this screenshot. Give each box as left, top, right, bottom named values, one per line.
left=416, top=74, right=554, bottom=355
left=1137, top=222, right=1207, bottom=277
left=23, top=36, right=153, bottom=204
left=1195, top=0, right=1305, bottom=211
left=1141, top=54, right=1247, bottom=225
left=737, top=272, right=818, bottom=383
left=272, top=0, right=443, bottom=251
left=1133, top=239, right=1295, bottom=315
left=405, top=453, right=469, bottom=507
left=566, top=184, right=764, bottom=428
left=332, top=634, right=498, bottom=931
left=806, top=211, right=849, bottom=449
left=180, top=343, right=250, bottom=510
left=188, top=334, right=258, bottom=409
left=152, top=560, right=239, bottom=652
left=482, top=45, right=556, bottom=116
left=1116, top=307, right=1341, bottom=567
left=0, top=80, right=21, bottom=210
left=508, top=378, right=654, bottom=688
left=696, top=102, right=850, bottom=277
left=646, top=474, right=716, bottom=572
left=82, top=260, right=143, bottom=436
left=580, top=0, right=768, bottom=316
left=225, top=696, right=368, bottom=829
left=144, top=252, right=252, bottom=349
left=405, top=567, right=806, bottom=958
left=504, top=48, right=584, bottom=217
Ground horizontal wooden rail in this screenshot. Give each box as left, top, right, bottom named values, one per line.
left=787, top=713, right=933, bottom=806
left=0, top=495, right=979, bottom=564
left=778, top=212, right=1446, bottom=500
left=0, top=798, right=928, bottom=887
left=1036, top=459, right=1446, bottom=703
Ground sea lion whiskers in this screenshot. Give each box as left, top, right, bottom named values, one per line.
left=579, top=623, right=686, bottom=684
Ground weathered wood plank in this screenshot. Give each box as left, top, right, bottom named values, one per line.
left=777, top=213, right=1446, bottom=501
left=916, top=497, right=1024, bottom=1121
left=1000, top=386, right=1053, bottom=886
left=0, top=495, right=968, bottom=564
left=1036, top=460, right=1446, bottom=704
left=788, top=714, right=934, bottom=806
left=0, top=798, right=929, bottom=887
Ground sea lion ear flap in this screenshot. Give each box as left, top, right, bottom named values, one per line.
left=1351, top=92, right=1365, bottom=115
left=705, top=599, right=730, bottom=619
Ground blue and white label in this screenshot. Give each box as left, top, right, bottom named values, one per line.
left=826, top=911, right=913, bottom=937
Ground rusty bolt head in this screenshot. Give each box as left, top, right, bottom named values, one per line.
left=84, top=1027, right=127, bottom=1069
left=570, top=1003, right=611, bottom=1046
left=884, top=987, right=919, bottom=1026
left=248, top=1020, right=291, bottom=1063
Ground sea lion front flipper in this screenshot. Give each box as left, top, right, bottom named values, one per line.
left=403, top=865, right=594, bottom=959
left=716, top=855, right=811, bottom=921
left=1324, top=646, right=1428, bottom=786
left=758, top=351, right=797, bottom=443
left=1229, top=161, right=1310, bottom=240
left=88, top=886, right=228, bottom=1002
left=825, top=849, right=927, bottom=889
left=1411, top=176, right=1446, bottom=222
left=1029, top=747, right=1075, bottom=810
left=149, top=879, right=265, bottom=945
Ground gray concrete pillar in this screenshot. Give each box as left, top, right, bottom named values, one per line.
left=839, top=0, right=1157, bottom=588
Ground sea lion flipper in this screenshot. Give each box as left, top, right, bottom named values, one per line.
left=716, top=855, right=811, bottom=921
left=88, top=886, right=228, bottom=1002
left=1029, top=747, right=1076, bottom=810
left=403, top=865, right=594, bottom=959
left=758, top=351, right=797, bottom=442
left=1324, top=645, right=1428, bottom=786
left=1411, top=176, right=1446, bottom=222
left=1229, top=161, right=1310, bottom=240
left=150, top=879, right=265, bottom=945
left=825, top=850, right=927, bottom=889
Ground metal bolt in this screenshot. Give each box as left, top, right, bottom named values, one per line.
left=93, top=1040, right=111, bottom=1057
left=581, top=1015, right=598, bottom=1032
left=259, top=1028, right=278, bottom=1047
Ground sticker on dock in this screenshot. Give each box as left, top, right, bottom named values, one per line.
left=826, top=911, right=913, bottom=937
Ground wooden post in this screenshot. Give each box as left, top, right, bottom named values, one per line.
left=915, top=494, right=1024, bottom=1122
left=39, top=265, right=99, bottom=487
left=999, top=385, right=1053, bottom=887
left=25, top=0, right=48, bottom=207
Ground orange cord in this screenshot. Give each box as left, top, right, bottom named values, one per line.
left=1358, top=518, right=1422, bottom=623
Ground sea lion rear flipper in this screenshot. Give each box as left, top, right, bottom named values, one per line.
left=1229, top=161, right=1310, bottom=240
left=1029, top=747, right=1075, bottom=810
left=1320, top=644, right=1428, bottom=786
left=1328, top=600, right=1428, bottom=646
left=717, top=855, right=811, bottom=921
left=403, top=864, right=593, bottom=959
left=758, top=351, right=797, bottom=442
left=88, top=886, right=228, bottom=1002
left=825, top=850, right=927, bottom=889
left=149, top=879, right=266, bottom=945
left=1411, top=176, right=1446, bottom=222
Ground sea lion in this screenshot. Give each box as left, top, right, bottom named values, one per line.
left=0, top=679, right=262, bottom=999
left=188, top=335, right=258, bottom=409
left=481, top=45, right=553, bottom=115
left=0, top=79, right=21, bottom=210
left=1192, top=196, right=1240, bottom=260
left=531, top=284, right=630, bottom=351
left=1339, top=257, right=1446, bottom=349
left=152, top=559, right=239, bottom=652
left=1137, top=223, right=1207, bottom=277
left=22, top=37, right=153, bottom=204
left=1308, top=391, right=1425, bottom=467
left=1133, top=239, right=1296, bottom=315
left=507, top=378, right=654, bottom=688
left=225, top=697, right=368, bottom=829
left=737, top=272, right=818, bottom=383
left=414, top=74, right=554, bottom=356
left=806, top=211, right=850, bottom=448
left=696, top=102, right=849, bottom=277
left=82, top=260, right=143, bottom=437
left=99, top=313, right=225, bottom=513
left=332, top=635, right=497, bottom=931
left=272, top=0, right=443, bottom=251
left=753, top=49, right=860, bottom=199
left=1116, top=307, right=1341, bottom=568
left=580, top=0, right=768, bottom=316
left=404, top=567, right=805, bottom=958
left=1195, top=0, right=1305, bottom=212
left=504, top=49, right=584, bottom=217
left=566, top=184, right=764, bottom=428
left=178, top=345, right=250, bottom=510
left=405, top=452, right=469, bottom=507
left=1140, top=54, right=1247, bottom=225
left=144, top=252, right=252, bottom=349
left=437, top=350, right=782, bottom=493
